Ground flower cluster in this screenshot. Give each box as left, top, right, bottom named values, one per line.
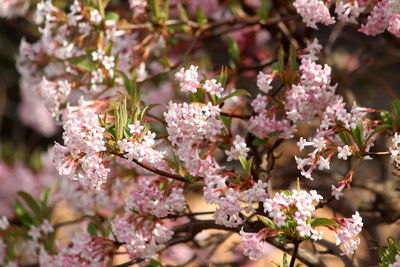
left=285, top=39, right=337, bottom=123
left=294, top=0, right=400, bottom=38
left=249, top=94, right=296, bottom=139
left=225, top=135, right=250, bottom=162
left=360, top=0, right=400, bottom=37
left=240, top=229, right=266, bottom=260
left=264, top=189, right=324, bottom=240
left=53, top=102, right=109, bottom=190
left=39, top=232, right=115, bottom=267
left=390, top=132, right=400, bottom=169
left=334, top=212, right=363, bottom=255
left=175, top=65, right=225, bottom=97
left=165, top=101, right=224, bottom=175
left=175, top=65, right=201, bottom=93
left=118, top=122, right=165, bottom=165
left=295, top=100, right=374, bottom=181
left=111, top=215, right=173, bottom=260
left=125, top=176, right=186, bottom=218
left=293, top=0, right=335, bottom=29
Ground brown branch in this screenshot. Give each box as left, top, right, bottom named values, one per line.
left=131, top=158, right=187, bottom=182
left=289, top=241, right=300, bottom=267
left=220, top=111, right=252, bottom=120
left=112, top=152, right=189, bottom=183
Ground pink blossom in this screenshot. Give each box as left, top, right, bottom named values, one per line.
left=331, top=184, right=346, bottom=200
left=256, top=71, right=273, bottom=94
left=293, top=0, right=335, bottom=29
left=335, top=0, right=364, bottom=23
left=214, top=188, right=244, bottom=227
left=203, top=79, right=224, bottom=97
left=38, top=77, right=71, bottom=118
left=264, top=189, right=323, bottom=240
left=126, top=176, right=186, bottom=217
left=175, top=65, right=201, bottom=93
left=285, top=57, right=337, bottom=123
left=111, top=215, right=173, bottom=260
left=118, top=131, right=165, bottom=165
left=90, top=9, right=102, bottom=25
left=334, top=212, right=363, bottom=255
left=240, top=229, right=266, bottom=260
left=0, top=216, right=9, bottom=230
left=225, top=135, right=250, bottom=162
left=0, top=0, right=29, bottom=18
left=249, top=113, right=296, bottom=139
left=390, top=132, right=400, bottom=167
left=129, top=0, right=146, bottom=16
left=53, top=103, right=110, bottom=190
left=337, top=145, right=352, bottom=160
left=251, top=94, right=268, bottom=113
left=359, top=0, right=400, bottom=37
left=240, top=180, right=268, bottom=212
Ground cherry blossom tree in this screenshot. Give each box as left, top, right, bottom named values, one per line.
left=0, top=0, right=399, bottom=266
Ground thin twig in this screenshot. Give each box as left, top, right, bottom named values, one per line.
left=289, top=241, right=300, bottom=267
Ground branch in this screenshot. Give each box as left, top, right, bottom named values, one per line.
left=171, top=220, right=326, bottom=267
left=289, top=242, right=300, bottom=267
left=112, top=152, right=189, bottom=183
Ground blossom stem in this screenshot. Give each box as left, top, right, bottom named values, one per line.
left=289, top=241, right=300, bottom=267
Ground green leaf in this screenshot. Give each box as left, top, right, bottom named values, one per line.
left=381, top=110, right=393, bottom=125
left=379, top=237, right=400, bottom=266
left=221, top=89, right=251, bottom=103
left=189, top=88, right=205, bottom=103
left=392, top=99, right=400, bottom=119
left=220, top=115, right=232, bottom=129
left=258, top=215, right=278, bottom=229
left=252, top=138, right=267, bottom=146
left=184, top=174, right=195, bottom=183
left=239, top=155, right=252, bottom=177
left=228, top=37, right=240, bottom=63
left=105, top=12, right=119, bottom=21
left=112, top=97, right=128, bottom=141
left=216, top=67, right=228, bottom=88
left=149, top=0, right=161, bottom=21
left=310, top=218, right=339, bottom=227
left=277, top=45, right=285, bottom=72
left=258, top=0, right=271, bottom=20
left=338, top=132, right=352, bottom=146
left=162, top=0, right=170, bottom=21
left=15, top=199, right=33, bottom=227
left=283, top=254, right=288, bottom=267
left=288, top=45, right=299, bottom=71
left=139, top=104, right=159, bottom=121
left=40, top=188, right=51, bottom=205
left=145, top=259, right=163, bottom=267
left=67, top=56, right=96, bottom=72
left=87, top=222, right=98, bottom=236
left=366, top=124, right=391, bottom=145
left=196, top=7, right=208, bottom=25
left=17, top=191, right=42, bottom=217
left=159, top=181, right=168, bottom=191
left=177, top=3, right=189, bottom=23
left=351, top=123, right=364, bottom=148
